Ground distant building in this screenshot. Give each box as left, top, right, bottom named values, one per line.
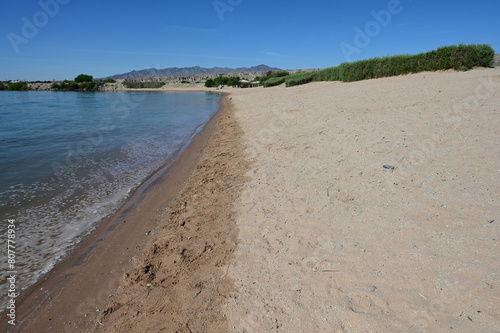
left=11, top=79, right=25, bottom=83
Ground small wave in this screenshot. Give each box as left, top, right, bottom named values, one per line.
left=0, top=91, right=221, bottom=304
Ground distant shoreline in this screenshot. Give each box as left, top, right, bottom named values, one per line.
left=0, top=69, right=319, bottom=91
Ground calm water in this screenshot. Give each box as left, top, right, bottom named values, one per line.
left=0, top=91, right=221, bottom=304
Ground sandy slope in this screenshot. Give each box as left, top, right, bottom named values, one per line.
left=223, top=68, right=500, bottom=332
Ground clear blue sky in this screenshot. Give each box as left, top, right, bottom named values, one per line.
left=1, top=0, right=499, bottom=81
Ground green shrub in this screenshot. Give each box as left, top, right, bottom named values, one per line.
left=205, top=76, right=241, bottom=87
left=7, top=81, right=28, bottom=91
left=290, top=44, right=495, bottom=87
left=123, top=81, right=165, bottom=89
left=181, top=80, right=191, bottom=84
left=263, top=76, right=286, bottom=87
left=272, top=70, right=290, bottom=78
left=82, top=81, right=96, bottom=90
left=257, top=71, right=291, bottom=85
left=74, top=74, right=93, bottom=83
left=285, top=71, right=317, bottom=87
left=60, top=80, right=69, bottom=89
left=0, top=82, right=6, bottom=90
left=105, top=78, right=116, bottom=83
left=205, top=79, right=215, bottom=87
left=51, top=80, right=102, bottom=91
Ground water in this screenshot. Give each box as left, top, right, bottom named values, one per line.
left=0, top=90, right=222, bottom=305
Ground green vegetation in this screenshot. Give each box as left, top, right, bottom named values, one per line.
left=285, top=44, right=494, bottom=87
left=204, top=79, right=215, bottom=87
left=74, top=74, right=93, bottom=83
left=7, top=81, right=28, bottom=91
left=82, top=81, right=96, bottom=90
left=256, top=70, right=290, bottom=87
left=123, top=81, right=165, bottom=89
left=204, top=76, right=241, bottom=87
left=0, top=82, right=6, bottom=90
left=262, top=76, right=286, bottom=87
left=52, top=80, right=76, bottom=91
left=105, top=78, right=116, bottom=83
left=285, top=71, right=317, bottom=87
left=51, top=79, right=102, bottom=91
left=181, top=80, right=191, bottom=84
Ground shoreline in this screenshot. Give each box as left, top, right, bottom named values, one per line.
left=0, top=92, right=229, bottom=332
left=93, top=93, right=250, bottom=332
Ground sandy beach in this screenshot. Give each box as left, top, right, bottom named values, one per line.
left=222, top=68, right=500, bottom=332
left=2, top=67, right=499, bottom=332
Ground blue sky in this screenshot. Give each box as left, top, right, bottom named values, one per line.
left=1, top=0, right=499, bottom=81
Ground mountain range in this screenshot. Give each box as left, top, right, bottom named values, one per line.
left=107, top=65, right=282, bottom=79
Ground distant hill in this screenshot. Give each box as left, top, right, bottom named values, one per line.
left=107, top=65, right=282, bottom=79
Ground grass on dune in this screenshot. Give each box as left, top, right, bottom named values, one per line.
left=283, top=44, right=495, bottom=88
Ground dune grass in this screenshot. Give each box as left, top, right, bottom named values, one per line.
left=285, top=71, right=317, bottom=87
left=263, top=76, right=287, bottom=87
left=285, top=44, right=494, bottom=87
left=123, top=81, right=165, bottom=89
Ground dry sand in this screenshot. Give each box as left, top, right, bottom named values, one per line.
left=222, top=68, right=500, bottom=332
left=3, top=68, right=499, bottom=332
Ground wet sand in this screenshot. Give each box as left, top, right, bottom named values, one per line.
left=94, top=95, right=250, bottom=332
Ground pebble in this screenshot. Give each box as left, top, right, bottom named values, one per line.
left=383, top=165, right=395, bottom=170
